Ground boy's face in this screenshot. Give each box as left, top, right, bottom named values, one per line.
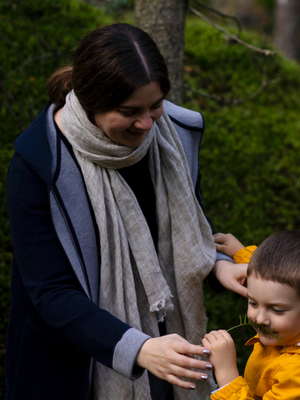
left=247, top=274, right=300, bottom=346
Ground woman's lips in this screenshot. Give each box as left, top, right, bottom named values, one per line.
left=126, top=129, right=145, bottom=136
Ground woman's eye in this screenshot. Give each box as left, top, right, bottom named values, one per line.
left=151, top=102, right=162, bottom=110
left=118, top=110, right=136, bottom=117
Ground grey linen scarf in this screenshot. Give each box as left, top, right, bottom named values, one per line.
left=61, top=90, right=216, bottom=400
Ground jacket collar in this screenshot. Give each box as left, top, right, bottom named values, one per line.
left=245, top=332, right=300, bottom=354
left=14, top=102, right=56, bottom=189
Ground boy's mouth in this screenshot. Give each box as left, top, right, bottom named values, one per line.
left=253, top=323, right=276, bottom=336
left=255, top=326, right=280, bottom=341
left=257, top=329, right=275, bottom=336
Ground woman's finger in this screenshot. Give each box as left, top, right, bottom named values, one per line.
left=165, top=373, right=207, bottom=390
left=213, top=232, right=225, bottom=243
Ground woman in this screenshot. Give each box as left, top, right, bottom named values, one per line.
left=6, top=23, right=247, bottom=400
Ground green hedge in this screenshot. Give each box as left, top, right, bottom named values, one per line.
left=184, top=17, right=300, bottom=372
left=1, top=1, right=300, bottom=392
left=0, top=0, right=113, bottom=395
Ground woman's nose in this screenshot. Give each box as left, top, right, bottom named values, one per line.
left=134, top=113, right=153, bottom=131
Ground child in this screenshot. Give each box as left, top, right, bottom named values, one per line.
left=203, top=231, right=300, bottom=399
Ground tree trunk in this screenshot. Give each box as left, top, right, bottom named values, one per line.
left=274, top=0, right=300, bottom=61
left=134, top=0, right=188, bottom=105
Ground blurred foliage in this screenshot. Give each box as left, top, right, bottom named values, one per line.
left=0, top=0, right=113, bottom=145
left=0, top=0, right=113, bottom=395
left=257, top=0, right=274, bottom=13
left=184, top=16, right=300, bottom=373
left=102, top=0, right=134, bottom=18
left=1, top=0, right=300, bottom=393
left=0, top=149, right=13, bottom=398
left=82, top=0, right=134, bottom=19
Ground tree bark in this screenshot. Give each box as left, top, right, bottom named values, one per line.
left=274, top=0, right=300, bottom=61
left=134, top=0, right=189, bottom=105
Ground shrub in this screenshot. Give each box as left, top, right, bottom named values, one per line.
left=2, top=1, right=300, bottom=389
left=184, top=16, right=300, bottom=371
left=0, top=0, right=112, bottom=395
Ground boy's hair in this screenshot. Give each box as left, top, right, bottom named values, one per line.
left=247, top=231, right=300, bottom=297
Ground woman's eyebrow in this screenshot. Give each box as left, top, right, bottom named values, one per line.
left=152, top=95, right=165, bottom=105
left=118, top=95, right=164, bottom=110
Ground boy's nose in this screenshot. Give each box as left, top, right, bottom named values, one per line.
left=255, top=310, right=270, bottom=325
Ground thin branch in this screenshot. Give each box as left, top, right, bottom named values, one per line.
left=232, top=77, right=280, bottom=105
left=0, top=32, right=15, bottom=47
left=189, top=6, right=275, bottom=56
left=185, top=85, right=223, bottom=103
left=13, top=51, right=63, bottom=72
left=185, top=77, right=280, bottom=106
left=193, top=0, right=243, bottom=36
left=0, top=80, right=27, bottom=128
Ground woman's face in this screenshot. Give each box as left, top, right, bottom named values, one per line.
left=94, top=81, right=164, bottom=148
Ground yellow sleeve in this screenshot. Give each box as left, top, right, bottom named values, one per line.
left=210, top=376, right=253, bottom=400
left=233, top=246, right=257, bottom=264
left=211, top=357, right=300, bottom=400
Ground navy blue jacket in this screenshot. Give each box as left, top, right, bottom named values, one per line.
left=5, top=101, right=211, bottom=400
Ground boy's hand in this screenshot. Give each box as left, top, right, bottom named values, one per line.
left=202, top=330, right=239, bottom=388
left=214, top=232, right=244, bottom=258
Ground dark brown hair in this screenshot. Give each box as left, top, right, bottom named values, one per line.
left=47, top=23, right=170, bottom=113
left=247, top=231, right=300, bottom=297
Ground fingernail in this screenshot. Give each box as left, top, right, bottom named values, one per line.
left=203, top=349, right=210, bottom=355
left=206, top=364, right=212, bottom=370
left=190, top=385, right=196, bottom=390
left=201, top=375, right=208, bottom=381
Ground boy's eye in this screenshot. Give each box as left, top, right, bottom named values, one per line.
left=272, top=308, right=285, bottom=314
left=248, top=300, right=257, bottom=307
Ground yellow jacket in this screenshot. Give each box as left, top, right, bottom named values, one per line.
left=233, top=245, right=257, bottom=264
left=210, top=333, right=300, bottom=400
left=211, top=246, right=300, bottom=399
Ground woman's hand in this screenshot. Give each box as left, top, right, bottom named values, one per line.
left=214, top=232, right=244, bottom=258
left=202, top=330, right=239, bottom=388
left=213, top=260, right=247, bottom=297
left=136, top=334, right=212, bottom=390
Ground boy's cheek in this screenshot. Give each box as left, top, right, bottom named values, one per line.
left=247, top=308, right=255, bottom=321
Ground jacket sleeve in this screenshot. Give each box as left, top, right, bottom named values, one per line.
left=262, top=358, right=300, bottom=400
left=210, top=376, right=253, bottom=400
left=211, top=360, right=300, bottom=400
left=7, top=153, right=149, bottom=378
left=233, top=246, right=257, bottom=264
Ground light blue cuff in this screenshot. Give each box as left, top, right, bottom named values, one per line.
left=216, top=251, right=234, bottom=262
left=112, top=328, right=151, bottom=380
